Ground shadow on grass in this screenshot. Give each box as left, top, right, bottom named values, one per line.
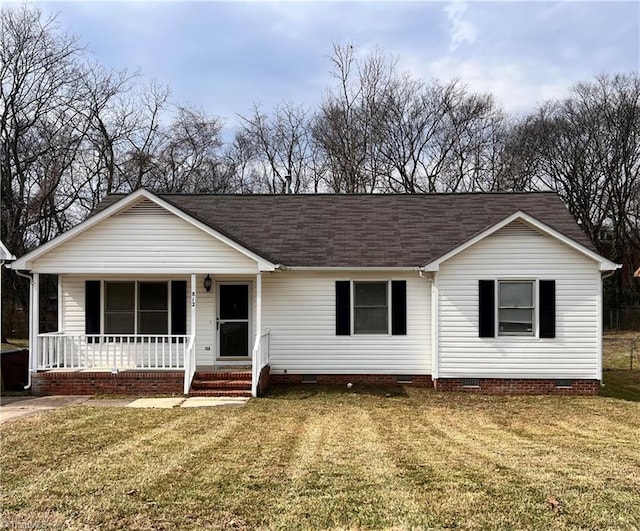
left=600, top=369, right=640, bottom=402
left=263, top=384, right=410, bottom=400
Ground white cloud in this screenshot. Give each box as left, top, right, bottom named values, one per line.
left=445, top=1, right=477, bottom=52
left=398, top=53, right=576, bottom=114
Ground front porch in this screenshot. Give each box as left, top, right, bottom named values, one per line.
left=33, top=331, right=271, bottom=397
left=29, top=270, right=272, bottom=397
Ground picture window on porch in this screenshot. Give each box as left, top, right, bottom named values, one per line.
left=88, top=280, right=186, bottom=336
left=104, top=281, right=169, bottom=335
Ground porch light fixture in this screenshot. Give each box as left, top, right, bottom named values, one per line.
left=203, top=274, right=212, bottom=292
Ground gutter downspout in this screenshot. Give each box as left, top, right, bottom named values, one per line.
left=14, top=270, right=34, bottom=390
left=417, top=269, right=438, bottom=384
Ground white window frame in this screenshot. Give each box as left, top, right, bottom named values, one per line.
left=496, top=279, right=537, bottom=337
left=351, top=280, right=391, bottom=336
left=102, top=280, right=172, bottom=335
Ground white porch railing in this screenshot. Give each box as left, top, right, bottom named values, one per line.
left=37, top=333, right=190, bottom=371
left=251, top=329, right=270, bottom=397
left=183, top=334, right=197, bottom=394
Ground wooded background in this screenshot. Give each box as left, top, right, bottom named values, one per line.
left=2, top=5, right=639, bottom=338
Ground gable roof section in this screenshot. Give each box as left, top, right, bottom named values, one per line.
left=10, top=189, right=276, bottom=271
left=83, top=191, right=613, bottom=269
left=422, top=211, right=619, bottom=271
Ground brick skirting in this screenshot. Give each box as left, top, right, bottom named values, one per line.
left=433, top=378, right=599, bottom=395
left=269, top=373, right=435, bottom=388
left=31, top=371, right=183, bottom=396
left=31, top=370, right=600, bottom=396
left=257, top=365, right=270, bottom=396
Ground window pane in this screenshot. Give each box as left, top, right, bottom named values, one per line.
left=354, top=307, right=388, bottom=334
left=354, top=282, right=387, bottom=306
left=105, top=312, right=134, bottom=334
left=499, top=282, right=533, bottom=307
left=219, top=285, right=249, bottom=320
left=139, top=282, right=168, bottom=311
left=105, top=282, right=134, bottom=311
left=499, top=308, right=533, bottom=334
left=138, top=312, right=168, bottom=335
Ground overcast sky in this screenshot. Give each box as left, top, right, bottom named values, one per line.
left=36, top=1, right=640, bottom=128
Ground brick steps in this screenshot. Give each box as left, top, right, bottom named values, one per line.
left=191, top=379, right=251, bottom=390
left=188, top=370, right=252, bottom=397
left=188, top=389, right=252, bottom=398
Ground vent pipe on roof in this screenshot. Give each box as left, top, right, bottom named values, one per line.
left=285, top=175, right=292, bottom=194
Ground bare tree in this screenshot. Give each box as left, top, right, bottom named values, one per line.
left=506, top=73, right=640, bottom=305
left=313, top=43, right=396, bottom=193
left=238, top=102, right=317, bottom=193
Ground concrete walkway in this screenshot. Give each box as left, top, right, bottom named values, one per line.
left=0, top=395, right=250, bottom=423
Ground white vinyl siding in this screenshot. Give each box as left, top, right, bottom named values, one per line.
left=437, top=221, right=601, bottom=379
left=31, top=200, right=259, bottom=274
left=262, top=271, right=430, bottom=375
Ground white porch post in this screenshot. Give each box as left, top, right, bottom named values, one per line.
left=255, top=273, right=262, bottom=350
left=57, top=275, right=63, bottom=332
left=190, top=273, right=196, bottom=341
left=31, top=273, right=40, bottom=371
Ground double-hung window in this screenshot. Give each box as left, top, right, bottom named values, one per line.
left=336, top=280, right=407, bottom=336
left=498, top=281, right=534, bottom=336
left=354, top=281, right=389, bottom=334
left=479, top=279, right=555, bottom=339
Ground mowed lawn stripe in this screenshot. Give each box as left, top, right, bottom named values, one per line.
left=267, top=403, right=424, bottom=530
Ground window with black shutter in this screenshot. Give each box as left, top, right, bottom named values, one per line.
left=336, top=280, right=407, bottom=336
left=539, top=280, right=556, bottom=338
left=478, top=280, right=495, bottom=338
left=479, top=279, right=556, bottom=338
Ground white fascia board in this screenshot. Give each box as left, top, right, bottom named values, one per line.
left=0, top=241, right=15, bottom=261
left=20, top=267, right=261, bottom=275
left=10, top=189, right=275, bottom=271
left=422, top=211, right=621, bottom=272
left=281, top=266, right=418, bottom=271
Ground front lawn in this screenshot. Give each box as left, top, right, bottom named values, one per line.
left=1, top=388, right=639, bottom=530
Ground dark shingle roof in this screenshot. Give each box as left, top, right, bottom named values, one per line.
left=95, top=192, right=594, bottom=268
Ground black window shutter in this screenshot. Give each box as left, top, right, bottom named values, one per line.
left=479, top=280, right=495, bottom=338
left=539, top=280, right=556, bottom=338
left=391, top=280, right=407, bottom=335
left=171, top=281, right=187, bottom=335
left=85, top=281, right=101, bottom=334
left=336, top=281, right=351, bottom=335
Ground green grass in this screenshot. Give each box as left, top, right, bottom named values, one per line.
left=2, top=388, right=640, bottom=530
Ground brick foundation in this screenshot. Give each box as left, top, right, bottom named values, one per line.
left=257, top=365, right=270, bottom=396
left=269, top=373, right=435, bottom=388
left=31, top=371, right=183, bottom=396
left=433, top=378, right=600, bottom=395
left=30, top=370, right=600, bottom=396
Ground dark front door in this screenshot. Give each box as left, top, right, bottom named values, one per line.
left=217, top=283, right=250, bottom=358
